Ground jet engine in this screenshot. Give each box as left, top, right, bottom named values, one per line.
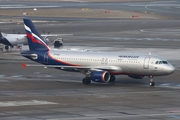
left=128, top=75, right=145, bottom=79
left=90, top=71, right=110, bottom=82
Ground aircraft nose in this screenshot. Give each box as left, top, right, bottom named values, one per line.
left=167, top=65, right=175, bottom=74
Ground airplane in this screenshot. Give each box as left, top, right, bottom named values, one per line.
left=0, top=30, right=68, bottom=51
left=0, top=31, right=50, bottom=50
left=21, top=18, right=175, bottom=86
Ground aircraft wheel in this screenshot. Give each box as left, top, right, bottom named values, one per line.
left=5, top=45, right=9, bottom=50
left=150, top=82, right=155, bottom=86
left=82, top=78, right=91, bottom=84
left=109, top=75, right=115, bottom=82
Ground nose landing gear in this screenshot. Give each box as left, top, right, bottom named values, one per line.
left=149, top=76, right=155, bottom=86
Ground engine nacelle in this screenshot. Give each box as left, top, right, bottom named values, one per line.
left=128, top=75, right=145, bottom=79
left=90, top=71, right=110, bottom=83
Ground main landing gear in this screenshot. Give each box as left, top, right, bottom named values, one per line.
left=5, top=45, right=10, bottom=51
left=149, top=76, right=155, bottom=86
left=82, top=74, right=116, bottom=84
left=109, top=75, right=115, bottom=82
left=82, top=77, right=91, bottom=84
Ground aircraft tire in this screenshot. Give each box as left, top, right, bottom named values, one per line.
left=82, top=78, right=91, bottom=84
left=150, top=82, right=155, bottom=86
left=109, top=75, right=115, bottom=82
left=5, top=45, right=9, bottom=50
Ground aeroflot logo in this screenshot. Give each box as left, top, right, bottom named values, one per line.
left=119, top=55, right=139, bottom=58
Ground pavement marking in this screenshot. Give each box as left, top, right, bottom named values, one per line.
left=11, top=75, right=23, bottom=78
left=170, top=115, right=180, bottom=119
left=0, top=79, right=9, bottom=82
left=159, top=83, right=180, bottom=89
left=0, top=5, right=59, bottom=9
left=62, top=0, right=87, bottom=2
left=0, top=74, right=6, bottom=77
left=0, top=100, right=58, bottom=107
left=45, top=112, right=180, bottom=120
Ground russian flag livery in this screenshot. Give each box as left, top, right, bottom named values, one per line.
left=23, top=19, right=50, bottom=51
left=21, top=18, right=175, bottom=86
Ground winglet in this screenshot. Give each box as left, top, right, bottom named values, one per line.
left=22, top=62, right=26, bottom=68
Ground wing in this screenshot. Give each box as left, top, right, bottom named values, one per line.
left=22, top=63, right=121, bottom=72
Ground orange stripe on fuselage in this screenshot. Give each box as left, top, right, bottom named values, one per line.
left=48, top=52, right=81, bottom=66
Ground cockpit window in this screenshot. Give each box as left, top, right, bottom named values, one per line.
left=163, top=61, right=168, bottom=64
left=155, top=61, right=168, bottom=64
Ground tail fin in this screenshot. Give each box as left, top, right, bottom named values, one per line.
left=23, top=19, right=50, bottom=51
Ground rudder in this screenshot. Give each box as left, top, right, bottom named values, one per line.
left=23, top=19, right=50, bottom=51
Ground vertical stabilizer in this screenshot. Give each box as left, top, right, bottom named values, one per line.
left=23, top=19, right=50, bottom=51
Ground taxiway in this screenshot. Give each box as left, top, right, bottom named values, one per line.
left=0, top=0, right=180, bottom=120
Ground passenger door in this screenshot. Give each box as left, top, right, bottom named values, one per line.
left=143, top=57, right=150, bottom=69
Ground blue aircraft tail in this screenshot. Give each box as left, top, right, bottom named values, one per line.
left=23, top=19, right=50, bottom=51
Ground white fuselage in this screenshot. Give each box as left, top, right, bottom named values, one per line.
left=47, top=50, right=174, bottom=76
left=22, top=18, right=175, bottom=85
left=1, top=33, right=27, bottom=45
